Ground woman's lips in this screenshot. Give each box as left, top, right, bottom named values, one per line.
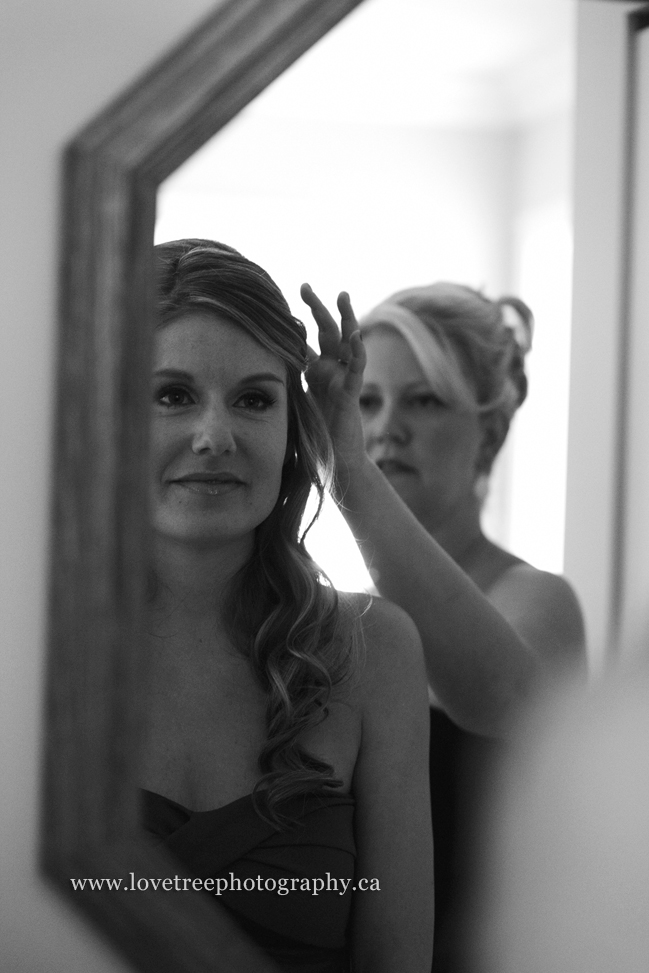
left=375, top=459, right=417, bottom=475
left=171, top=473, right=244, bottom=496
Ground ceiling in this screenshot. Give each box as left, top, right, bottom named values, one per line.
left=245, top=0, right=576, bottom=128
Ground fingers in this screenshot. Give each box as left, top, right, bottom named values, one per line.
left=337, top=329, right=366, bottom=401
left=347, top=329, right=366, bottom=377
left=301, top=283, right=363, bottom=368
left=300, top=283, right=340, bottom=359
left=337, top=291, right=359, bottom=346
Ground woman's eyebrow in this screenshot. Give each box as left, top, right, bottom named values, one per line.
left=153, top=368, right=193, bottom=380
left=239, top=372, right=286, bottom=385
left=153, top=368, right=285, bottom=385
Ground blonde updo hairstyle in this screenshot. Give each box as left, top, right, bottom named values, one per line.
left=359, top=282, right=533, bottom=476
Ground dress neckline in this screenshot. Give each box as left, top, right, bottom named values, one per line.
left=141, top=788, right=255, bottom=816
left=141, top=787, right=353, bottom=817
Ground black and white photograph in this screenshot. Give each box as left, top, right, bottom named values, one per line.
left=2, top=1, right=649, bottom=971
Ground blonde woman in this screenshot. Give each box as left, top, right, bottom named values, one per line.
left=302, top=281, right=586, bottom=970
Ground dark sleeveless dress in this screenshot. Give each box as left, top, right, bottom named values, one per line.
left=429, top=708, right=501, bottom=973
left=142, top=789, right=356, bottom=973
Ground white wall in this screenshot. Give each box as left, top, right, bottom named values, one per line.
left=157, top=110, right=537, bottom=590
left=499, top=109, right=574, bottom=574
left=0, top=2, right=216, bottom=969
left=157, top=105, right=576, bottom=584
left=156, top=117, right=518, bottom=322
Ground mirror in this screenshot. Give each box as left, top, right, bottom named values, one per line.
left=44, top=1, right=644, bottom=971
left=42, top=2, right=366, bottom=970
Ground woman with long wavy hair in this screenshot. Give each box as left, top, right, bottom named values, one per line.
left=140, top=239, right=433, bottom=973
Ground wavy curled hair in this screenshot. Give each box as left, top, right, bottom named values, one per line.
left=360, top=282, right=534, bottom=474
left=154, top=239, right=357, bottom=827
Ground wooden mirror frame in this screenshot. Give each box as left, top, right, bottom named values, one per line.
left=41, top=2, right=365, bottom=970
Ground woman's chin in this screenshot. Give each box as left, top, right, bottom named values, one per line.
left=152, top=517, right=257, bottom=551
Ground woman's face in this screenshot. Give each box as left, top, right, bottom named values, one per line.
left=360, top=328, right=483, bottom=532
left=150, top=311, right=289, bottom=550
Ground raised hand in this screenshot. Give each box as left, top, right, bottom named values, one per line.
left=300, top=284, right=367, bottom=489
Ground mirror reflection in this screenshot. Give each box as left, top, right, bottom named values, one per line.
left=147, top=2, right=586, bottom=971
left=156, top=0, right=576, bottom=585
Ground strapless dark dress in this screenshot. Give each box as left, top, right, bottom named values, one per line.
left=429, top=708, right=502, bottom=973
left=142, top=789, right=356, bottom=973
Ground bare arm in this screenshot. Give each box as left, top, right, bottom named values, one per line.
left=302, top=285, right=586, bottom=738
left=350, top=597, right=434, bottom=973
left=342, top=456, right=542, bottom=735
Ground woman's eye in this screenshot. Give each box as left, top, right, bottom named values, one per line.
left=409, top=392, right=446, bottom=410
left=156, top=386, right=193, bottom=408
left=237, top=391, right=274, bottom=411
left=359, top=392, right=381, bottom=412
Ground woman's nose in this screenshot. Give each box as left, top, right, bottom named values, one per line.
left=191, top=403, right=236, bottom=455
left=366, top=402, right=410, bottom=446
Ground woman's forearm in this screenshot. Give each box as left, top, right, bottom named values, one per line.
left=339, top=458, right=539, bottom=737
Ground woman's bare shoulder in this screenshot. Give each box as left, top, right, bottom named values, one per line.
left=338, top=591, right=427, bottom=708
left=485, top=560, right=586, bottom=671
left=487, top=560, right=582, bottom=615
left=338, top=590, right=422, bottom=653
